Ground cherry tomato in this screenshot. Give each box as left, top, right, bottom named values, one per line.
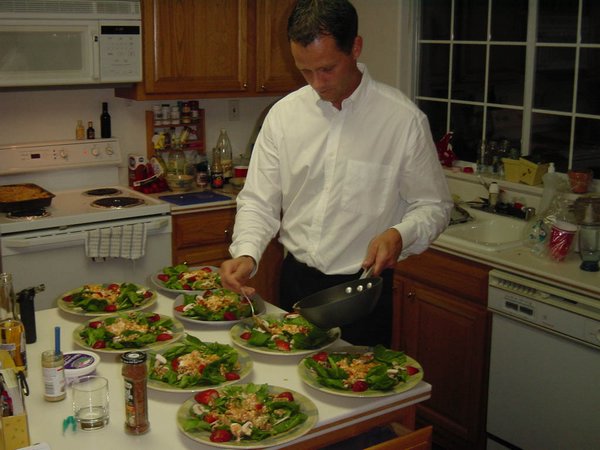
left=254, top=403, right=264, bottom=411
left=203, top=413, right=218, bottom=424
left=147, top=313, right=161, bottom=323
left=201, top=267, right=213, bottom=272
left=311, top=351, right=328, bottom=362
left=174, top=304, right=186, bottom=312
left=406, top=366, right=420, bottom=376
left=225, top=372, right=240, bottom=381
left=274, top=339, right=291, bottom=352
left=275, top=391, right=295, bottom=402
left=351, top=381, right=369, bottom=392
left=197, top=364, right=206, bottom=374
left=182, top=284, right=192, bottom=290
left=62, top=295, right=73, bottom=302
left=187, top=276, right=197, bottom=282
left=88, top=321, right=103, bottom=329
left=92, top=340, right=106, bottom=349
left=107, top=283, right=120, bottom=291
left=156, top=333, right=172, bottom=341
left=171, top=358, right=180, bottom=371
left=223, top=311, right=237, bottom=321
left=104, top=304, right=117, bottom=312
left=143, top=290, right=153, bottom=298
left=240, top=332, right=252, bottom=340
left=195, top=389, right=219, bottom=405
left=157, top=274, right=169, bottom=282
left=210, top=429, right=232, bottom=443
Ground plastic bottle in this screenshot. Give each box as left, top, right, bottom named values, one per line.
left=0, top=273, right=27, bottom=374
left=215, top=129, right=233, bottom=181
left=539, top=162, right=562, bottom=215
left=100, top=102, right=111, bottom=138
left=211, top=147, right=224, bottom=189
left=76, top=120, right=85, bottom=140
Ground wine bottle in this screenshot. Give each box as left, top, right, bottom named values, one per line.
left=100, top=102, right=111, bottom=138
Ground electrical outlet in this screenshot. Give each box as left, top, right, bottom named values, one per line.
left=229, top=100, right=240, bottom=121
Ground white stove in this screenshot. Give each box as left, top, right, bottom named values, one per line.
left=0, top=139, right=172, bottom=310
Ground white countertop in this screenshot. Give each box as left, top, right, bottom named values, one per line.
left=23, top=296, right=430, bottom=450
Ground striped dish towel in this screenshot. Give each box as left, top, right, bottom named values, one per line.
left=85, top=223, right=147, bottom=260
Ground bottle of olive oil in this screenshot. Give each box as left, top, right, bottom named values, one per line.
left=0, top=273, right=27, bottom=374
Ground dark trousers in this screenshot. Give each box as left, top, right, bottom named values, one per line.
left=279, top=253, right=393, bottom=347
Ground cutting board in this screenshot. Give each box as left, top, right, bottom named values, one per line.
left=158, top=191, right=232, bottom=206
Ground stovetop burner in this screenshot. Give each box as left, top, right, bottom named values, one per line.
left=6, top=208, right=51, bottom=220
left=91, top=196, right=145, bottom=209
left=84, top=188, right=122, bottom=196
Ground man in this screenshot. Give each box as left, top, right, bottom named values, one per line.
left=220, top=0, right=452, bottom=346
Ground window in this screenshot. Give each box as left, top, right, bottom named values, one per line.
left=415, top=0, right=600, bottom=176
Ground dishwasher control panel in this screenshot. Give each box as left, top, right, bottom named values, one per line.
left=488, top=270, right=600, bottom=349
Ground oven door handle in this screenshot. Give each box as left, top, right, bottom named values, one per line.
left=3, top=218, right=171, bottom=249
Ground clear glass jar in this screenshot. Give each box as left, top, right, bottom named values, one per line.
left=42, top=350, right=66, bottom=402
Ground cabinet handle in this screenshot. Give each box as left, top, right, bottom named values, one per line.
left=407, top=291, right=416, bottom=300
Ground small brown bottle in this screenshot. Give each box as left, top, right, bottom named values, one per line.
left=121, top=351, right=150, bottom=434
left=87, top=121, right=95, bottom=139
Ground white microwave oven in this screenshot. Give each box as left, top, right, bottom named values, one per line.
left=0, top=0, right=142, bottom=87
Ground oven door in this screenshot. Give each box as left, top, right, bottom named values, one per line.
left=1, top=215, right=172, bottom=310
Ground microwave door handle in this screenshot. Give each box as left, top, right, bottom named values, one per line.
left=92, top=33, right=100, bottom=80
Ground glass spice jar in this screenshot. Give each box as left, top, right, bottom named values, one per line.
left=121, top=351, right=149, bottom=435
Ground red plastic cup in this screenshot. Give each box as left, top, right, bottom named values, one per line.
left=234, top=165, right=248, bottom=178
left=549, top=221, right=577, bottom=261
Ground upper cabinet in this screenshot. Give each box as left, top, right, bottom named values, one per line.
left=116, top=0, right=305, bottom=100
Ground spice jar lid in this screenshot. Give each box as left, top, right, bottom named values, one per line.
left=121, top=351, right=147, bottom=364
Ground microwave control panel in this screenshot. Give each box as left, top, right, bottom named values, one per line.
left=98, top=24, right=142, bottom=82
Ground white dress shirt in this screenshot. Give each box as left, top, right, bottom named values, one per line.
left=230, top=64, right=452, bottom=275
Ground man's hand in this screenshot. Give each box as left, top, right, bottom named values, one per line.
left=219, top=256, right=256, bottom=295
left=361, top=228, right=403, bottom=276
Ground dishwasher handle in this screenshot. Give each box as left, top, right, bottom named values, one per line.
left=3, top=218, right=170, bottom=249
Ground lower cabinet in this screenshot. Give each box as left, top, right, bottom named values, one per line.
left=393, top=249, right=491, bottom=450
left=171, top=207, right=283, bottom=305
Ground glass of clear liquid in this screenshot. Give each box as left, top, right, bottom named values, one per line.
left=72, top=376, right=110, bottom=430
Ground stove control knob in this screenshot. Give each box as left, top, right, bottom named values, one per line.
left=105, top=145, right=114, bottom=156
left=60, top=148, right=68, bottom=159
left=91, top=147, right=100, bottom=157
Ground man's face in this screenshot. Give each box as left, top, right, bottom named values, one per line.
left=291, top=34, right=362, bottom=108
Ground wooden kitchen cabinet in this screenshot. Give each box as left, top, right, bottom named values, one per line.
left=171, top=207, right=283, bottom=305
left=116, top=0, right=304, bottom=100
left=393, top=249, right=491, bottom=450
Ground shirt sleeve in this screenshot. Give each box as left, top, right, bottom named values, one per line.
left=392, top=114, right=453, bottom=259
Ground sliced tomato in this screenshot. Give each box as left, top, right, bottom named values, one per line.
left=182, top=284, right=192, bottom=290
left=240, top=331, right=252, bottom=340
left=203, top=413, right=218, bottom=424
left=351, top=381, right=369, bottom=392
left=157, top=273, right=169, bottom=282
left=406, top=365, right=420, bottom=376
left=171, top=358, right=180, bottom=371
left=147, top=313, right=161, bottom=323
left=197, top=364, right=206, bottom=374
left=274, top=339, right=291, bottom=352
left=104, top=304, right=117, bottom=312
left=275, top=391, right=295, bottom=402
left=311, top=351, right=328, bottom=362
left=156, top=333, right=172, bottom=341
left=187, top=276, right=197, bottom=282
left=224, top=372, right=240, bottom=381
left=88, top=321, right=103, bottom=329
left=107, top=283, right=120, bottom=291
left=210, top=429, right=232, bottom=443
left=143, top=290, right=153, bottom=298
left=223, top=311, right=237, bottom=321
left=174, top=304, right=186, bottom=312
left=201, top=267, right=213, bottom=272
left=92, top=340, right=106, bottom=349
left=62, top=295, right=74, bottom=302
left=195, top=389, right=219, bottom=405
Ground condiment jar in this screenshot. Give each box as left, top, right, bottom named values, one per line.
left=42, top=350, right=66, bottom=402
left=121, top=351, right=149, bottom=434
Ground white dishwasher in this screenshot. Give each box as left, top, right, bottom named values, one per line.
left=486, top=270, right=600, bottom=450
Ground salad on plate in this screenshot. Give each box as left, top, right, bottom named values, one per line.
left=74, top=311, right=184, bottom=352
left=230, top=313, right=340, bottom=354
left=58, top=282, right=156, bottom=315
left=174, top=289, right=256, bottom=323
left=299, top=345, right=423, bottom=396
left=177, top=383, right=317, bottom=447
left=152, top=264, right=221, bottom=293
left=148, top=334, right=252, bottom=391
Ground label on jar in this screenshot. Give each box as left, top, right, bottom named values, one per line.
left=43, top=366, right=66, bottom=399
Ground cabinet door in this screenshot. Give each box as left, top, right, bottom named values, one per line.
left=255, top=0, right=306, bottom=92
left=396, top=277, right=489, bottom=450
left=144, top=0, right=248, bottom=94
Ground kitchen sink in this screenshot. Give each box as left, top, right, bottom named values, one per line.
left=436, top=207, right=526, bottom=252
